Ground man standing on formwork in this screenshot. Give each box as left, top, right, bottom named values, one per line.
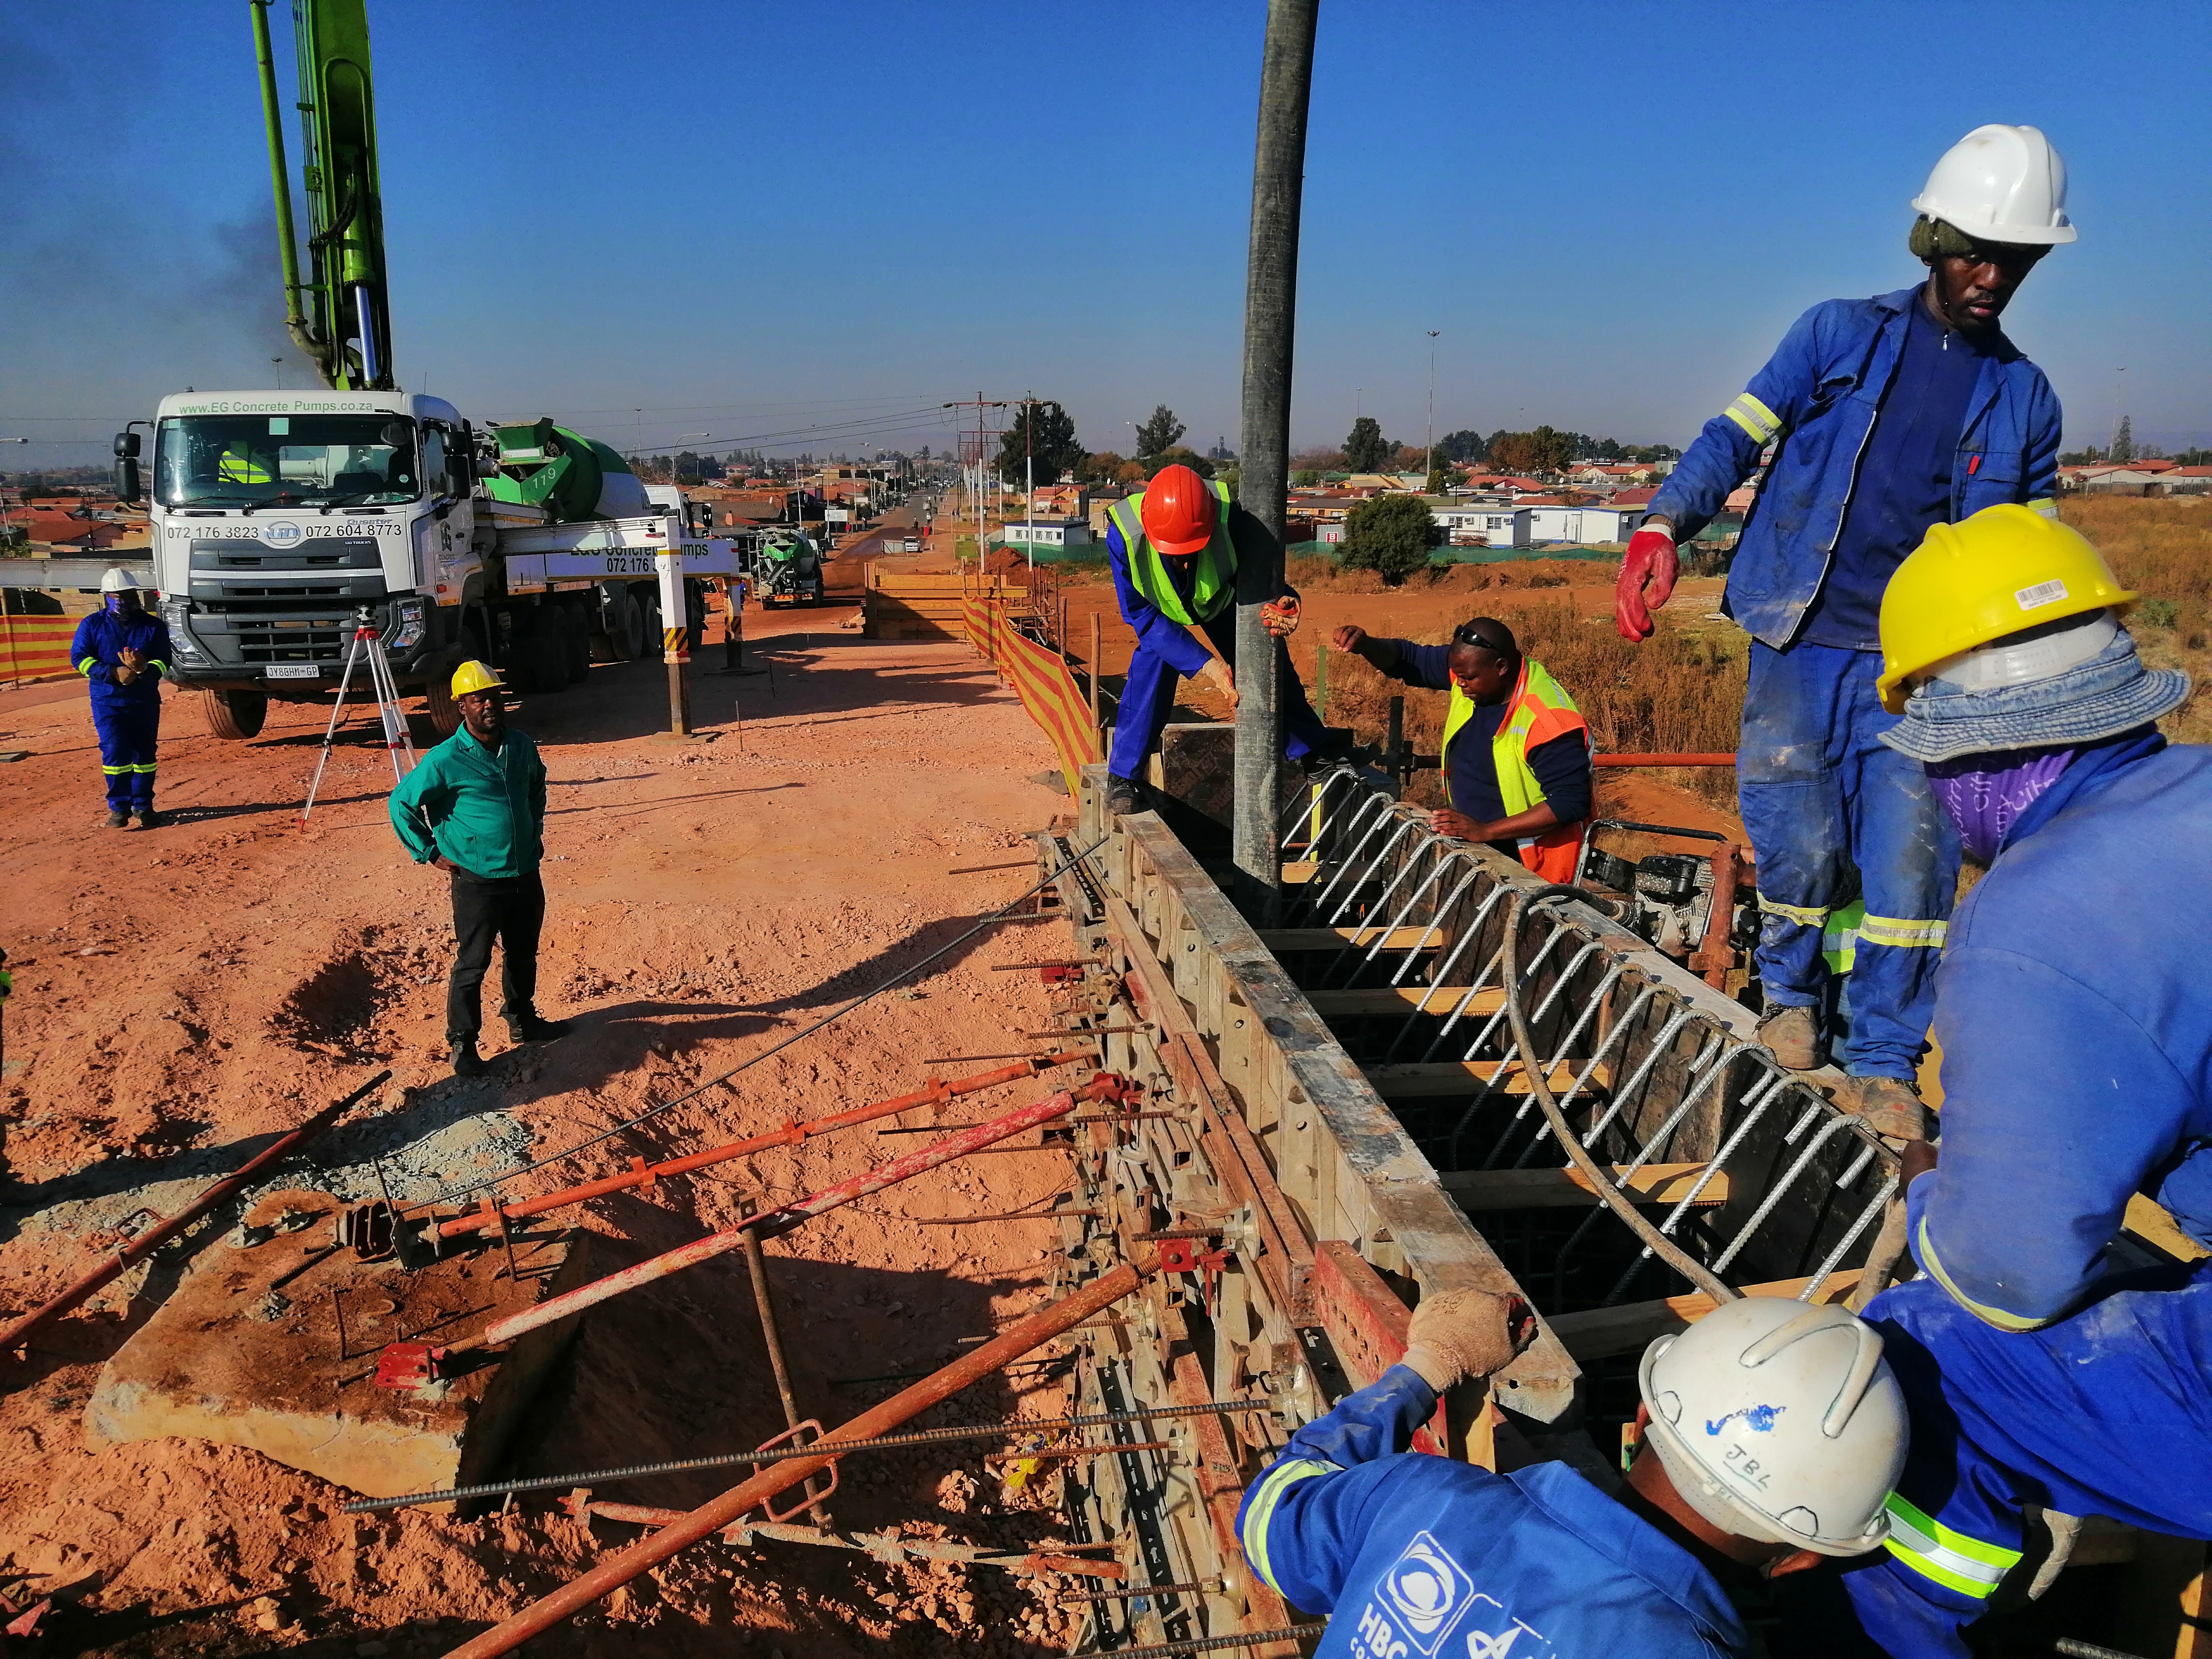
left=1100, top=462, right=1362, bottom=816
left=1615, top=126, right=2075, bottom=1138
left=389, top=660, right=572, bottom=1077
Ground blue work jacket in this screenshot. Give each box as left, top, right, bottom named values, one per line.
left=1910, top=735, right=2212, bottom=1328
left=1647, top=286, right=2062, bottom=648
left=1237, top=1366, right=1750, bottom=1658
left=1104, top=502, right=1294, bottom=677
left=72, top=607, right=174, bottom=711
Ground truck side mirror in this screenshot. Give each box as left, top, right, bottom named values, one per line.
left=114, top=430, right=142, bottom=459
left=114, top=456, right=143, bottom=503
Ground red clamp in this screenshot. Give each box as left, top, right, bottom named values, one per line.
left=1040, top=965, right=1084, bottom=985
left=745, top=1420, right=839, bottom=1522
left=373, top=1341, right=446, bottom=1389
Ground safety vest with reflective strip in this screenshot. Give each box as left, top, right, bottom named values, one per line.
left=1106, top=481, right=1236, bottom=626
left=1440, top=655, right=1589, bottom=882
left=1881, top=1491, right=2023, bottom=1600
left=1236, top=1456, right=1338, bottom=1595
left=219, top=442, right=275, bottom=484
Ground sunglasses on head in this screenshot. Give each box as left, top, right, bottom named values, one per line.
left=1451, top=622, right=1514, bottom=654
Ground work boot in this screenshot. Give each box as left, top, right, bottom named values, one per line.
left=1831, top=1075, right=1929, bottom=1141
left=1754, top=1005, right=1820, bottom=1071
left=450, top=1039, right=486, bottom=1078
left=1103, top=774, right=1141, bottom=817
left=505, top=1011, right=573, bottom=1043
left=133, top=808, right=162, bottom=831
left=106, top=808, right=130, bottom=829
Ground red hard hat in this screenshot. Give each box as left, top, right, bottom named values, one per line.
left=1140, top=464, right=1216, bottom=555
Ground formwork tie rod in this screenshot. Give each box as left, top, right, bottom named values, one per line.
left=1, top=1070, right=390, bottom=1360
left=439, top=1260, right=1161, bottom=1658
left=348, top=1398, right=1272, bottom=1513
left=1093, top=1626, right=1328, bottom=1658
left=438, top=1075, right=1141, bottom=1361
left=429, top=1052, right=1092, bottom=1239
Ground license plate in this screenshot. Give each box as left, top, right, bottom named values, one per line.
left=265, top=664, right=320, bottom=680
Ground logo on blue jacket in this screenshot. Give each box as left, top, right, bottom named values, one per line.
left=1376, top=1532, right=1478, bottom=1656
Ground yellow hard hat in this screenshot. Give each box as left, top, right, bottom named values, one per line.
left=450, top=659, right=504, bottom=697
left=1877, top=504, right=2136, bottom=714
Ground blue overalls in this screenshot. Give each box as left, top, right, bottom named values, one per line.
left=1103, top=512, right=1329, bottom=782
left=1237, top=1366, right=1751, bottom=1658
left=72, top=603, right=175, bottom=814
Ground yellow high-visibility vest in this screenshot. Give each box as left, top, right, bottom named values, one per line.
left=1106, top=482, right=1236, bottom=626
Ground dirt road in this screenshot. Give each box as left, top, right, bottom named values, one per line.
left=0, top=591, right=1103, bottom=1655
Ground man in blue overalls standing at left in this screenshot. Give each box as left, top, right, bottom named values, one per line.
left=72, top=567, right=175, bottom=830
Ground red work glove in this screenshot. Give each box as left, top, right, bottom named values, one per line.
left=1614, top=525, right=1679, bottom=641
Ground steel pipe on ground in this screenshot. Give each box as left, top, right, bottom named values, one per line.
left=0, top=1070, right=390, bottom=1358
left=457, top=1076, right=1135, bottom=1354
left=439, top=1259, right=1157, bottom=1659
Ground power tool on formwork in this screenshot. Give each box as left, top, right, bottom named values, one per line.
left=107, top=1, right=734, bottom=743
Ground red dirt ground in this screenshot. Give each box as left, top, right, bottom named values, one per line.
left=0, top=517, right=1112, bottom=1656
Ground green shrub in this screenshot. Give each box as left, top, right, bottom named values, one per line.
left=1337, top=493, right=1440, bottom=585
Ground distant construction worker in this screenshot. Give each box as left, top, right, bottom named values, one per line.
left=1869, top=504, right=2202, bottom=1330
left=715, top=572, right=747, bottom=672
left=389, top=661, right=571, bottom=1077
left=1238, top=1290, right=1906, bottom=1657
left=1616, top=125, right=2076, bottom=1138
left=1101, top=462, right=1357, bottom=816
left=1330, top=617, right=1592, bottom=879
left=72, top=567, right=174, bottom=830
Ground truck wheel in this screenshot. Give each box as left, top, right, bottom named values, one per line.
left=562, top=601, right=593, bottom=682
left=528, top=623, right=571, bottom=692
left=591, top=586, right=641, bottom=664
left=637, top=585, right=664, bottom=655
left=425, top=664, right=464, bottom=735
left=200, top=688, right=267, bottom=741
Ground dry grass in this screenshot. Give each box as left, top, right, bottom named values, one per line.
left=2060, top=496, right=2212, bottom=743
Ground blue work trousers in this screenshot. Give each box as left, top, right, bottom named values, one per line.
left=93, top=696, right=160, bottom=812
left=1106, top=610, right=1328, bottom=781
left=1830, top=1262, right=2212, bottom=1657
left=1738, top=640, right=1956, bottom=1078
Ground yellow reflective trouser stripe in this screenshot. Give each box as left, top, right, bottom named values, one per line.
left=149, top=660, right=171, bottom=675
left=101, top=764, right=157, bottom=775
left=2026, top=497, right=2059, bottom=520
left=1238, top=1457, right=1337, bottom=1592
left=1914, top=1215, right=2049, bottom=1332
left=1724, top=392, right=1782, bottom=444
left=1857, top=914, right=1948, bottom=948
left=1758, top=894, right=1828, bottom=928
left=1882, top=1492, right=2022, bottom=1599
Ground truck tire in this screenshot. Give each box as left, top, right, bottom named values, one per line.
left=528, top=623, right=571, bottom=693
left=591, top=585, right=643, bottom=664
left=200, top=687, right=267, bottom=741
left=561, top=601, right=593, bottom=682
left=637, top=585, right=664, bottom=655
left=425, top=663, right=464, bottom=735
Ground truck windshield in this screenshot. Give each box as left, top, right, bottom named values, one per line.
left=155, top=414, right=421, bottom=508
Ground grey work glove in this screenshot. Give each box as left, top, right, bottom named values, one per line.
left=1401, top=1288, right=1535, bottom=1392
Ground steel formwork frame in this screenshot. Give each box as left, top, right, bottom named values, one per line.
left=1022, top=763, right=1899, bottom=1653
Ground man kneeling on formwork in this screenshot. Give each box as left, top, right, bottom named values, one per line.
left=1329, top=616, right=1593, bottom=880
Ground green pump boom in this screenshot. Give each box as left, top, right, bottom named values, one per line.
left=250, top=0, right=393, bottom=389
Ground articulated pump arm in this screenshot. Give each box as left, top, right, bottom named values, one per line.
left=249, top=0, right=393, bottom=390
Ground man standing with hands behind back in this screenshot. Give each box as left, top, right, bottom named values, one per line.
left=389, top=660, right=571, bottom=1077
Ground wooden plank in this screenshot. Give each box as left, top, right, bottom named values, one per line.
left=1167, top=1352, right=1301, bottom=1658
left=1306, top=987, right=1504, bottom=1019
left=2126, top=1192, right=2212, bottom=1264
left=1441, top=1160, right=1730, bottom=1211
left=1255, top=926, right=1442, bottom=952
left=1367, top=1061, right=1611, bottom=1100
left=1279, top=861, right=1320, bottom=884
left=1544, top=1269, right=1865, bottom=1362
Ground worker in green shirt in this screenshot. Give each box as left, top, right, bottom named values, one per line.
left=389, top=660, right=571, bottom=1076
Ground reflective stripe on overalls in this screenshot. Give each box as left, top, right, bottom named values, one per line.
left=1440, top=655, right=1589, bottom=882
left=1106, top=482, right=1236, bottom=626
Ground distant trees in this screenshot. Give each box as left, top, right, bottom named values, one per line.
left=996, top=400, right=1085, bottom=486
left=2111, top=416, right=2135, bottom=463
left=1344, top=416, right=1393, bottom=473
left=1292, top=468, right=1322, bottom=486
left=1291, top=446, right=1347, bottom=473
left=1148, top=445, right=1215, bottom=480
left=1135, top=405, right=1186, bottom=460
left=1338, top=492, right=1440, bottom=584
left=1487, top=426, right=1575, bottom=475
left=1425, top=461, right=1456, bottom=495
left=1078, top=450, right=1126, bottom=483
left=1436, top=429, right=1489, bottom=465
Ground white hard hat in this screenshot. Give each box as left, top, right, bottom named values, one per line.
left=1638, top=1297, right=1907, bottom=1558
left=99, top=566, right=141, bottom=594
left=1912, top=123, right=2077, bottom=246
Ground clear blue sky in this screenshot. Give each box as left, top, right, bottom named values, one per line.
left=5, top=0, right=2206, bottom=471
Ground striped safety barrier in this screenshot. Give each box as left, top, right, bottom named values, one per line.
left=0, top=613, right=77, bottom=682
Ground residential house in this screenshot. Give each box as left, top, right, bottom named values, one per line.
left=1433, top=505, right=1532, bottom=549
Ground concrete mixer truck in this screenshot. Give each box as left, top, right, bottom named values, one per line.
left=108, top=1, right=736, bottom=740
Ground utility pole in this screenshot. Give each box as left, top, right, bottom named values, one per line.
left=942, top=393, right=1006, bottom=572
left=1232, top=0, right=1319, bottom=924
left=1425, top=330, right=1441, bottom=481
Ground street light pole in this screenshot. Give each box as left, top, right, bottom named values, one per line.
left=1425, top=330, right=1440, bottom=481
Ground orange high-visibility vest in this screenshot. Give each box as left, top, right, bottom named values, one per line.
left=1439, top=656, right=1590, bottom=881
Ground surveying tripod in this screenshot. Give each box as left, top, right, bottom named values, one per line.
left=300, top=606, right=417, bottom=826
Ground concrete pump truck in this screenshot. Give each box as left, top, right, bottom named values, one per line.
left=115, top=0, right=735, bottom=740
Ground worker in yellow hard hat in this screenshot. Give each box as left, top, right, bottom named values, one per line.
left=388, top=659, right=572, bottom=1075
left=1872, top=503, right=2200, bottom=1328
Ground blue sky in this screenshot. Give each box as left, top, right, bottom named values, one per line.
left=5, top=0, right=2206, bottom=472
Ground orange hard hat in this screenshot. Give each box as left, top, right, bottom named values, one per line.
left=1140, top=464, right=1217, bottom=555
